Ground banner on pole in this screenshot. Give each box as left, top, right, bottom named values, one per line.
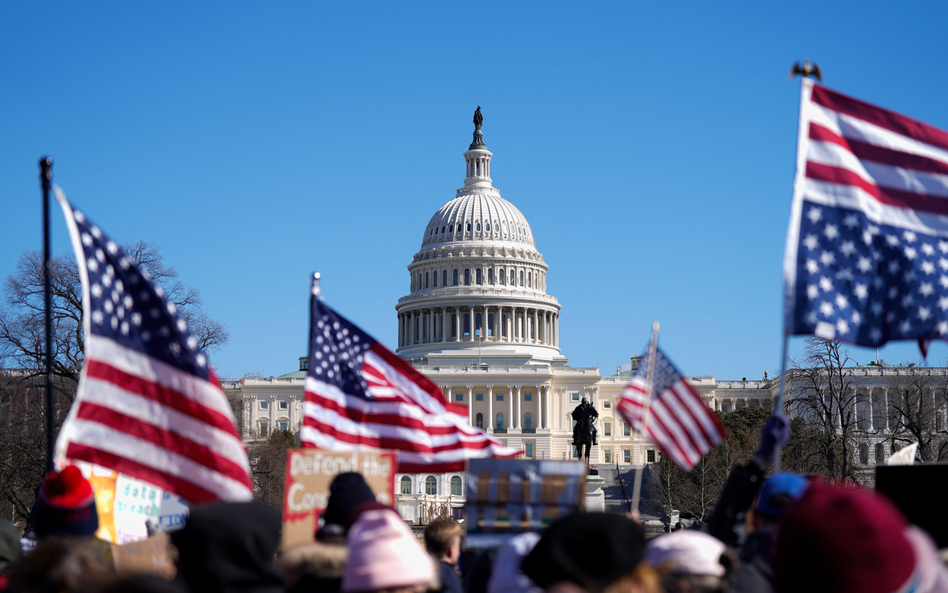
left=282, top=448, right=396, bottom=549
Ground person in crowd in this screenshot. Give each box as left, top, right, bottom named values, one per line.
left=728, top=472, right=808, bottom=593
left=643, top=530, right=736, bottom=593
left=424, top=519, right=463, bottom=593
left=772, top=480, right=948, bottom=593
left=706, top=414, right=789, bottom=548
left=279, top=540, right=348, bottom=593
left=486, top=532, right=541, bottom=593
left=341, top=507, right=436, bottom=593
left=6, top=537, right=112, bottom=593
left=31, top=466, right=99, bottom=540
left=170, top=501, right=283, bottom=593
left=520, top=512, right=660, bottom=593
left=318, top=473, right=379, bottom=543
left=0, top=520, right=22, bottom=591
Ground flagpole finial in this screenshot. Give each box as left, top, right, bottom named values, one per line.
left=789, top=58, right=822, bottom=81
left=312, top=273, right=322, bottom=299
left=652, top=321, right=660, bottom=334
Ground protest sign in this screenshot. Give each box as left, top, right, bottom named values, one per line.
left=87, top=466, right=118, bottom=543
left=282, top=448, right=396, bottom=549
left=111, top=534, right=175, bottom=578
left=466, top=459, right=586, bottom=547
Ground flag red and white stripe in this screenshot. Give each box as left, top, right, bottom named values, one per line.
left=300, top=293, right=519, bottom=473
left=54, top=191, right=253, bottom=504
left=617, top=347, right=725, bottom=470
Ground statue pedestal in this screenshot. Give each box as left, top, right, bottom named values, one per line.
left=585, top=472, right=605, bottom=512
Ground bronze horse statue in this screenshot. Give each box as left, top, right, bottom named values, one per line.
left=573, top=412, right=596, bottom=465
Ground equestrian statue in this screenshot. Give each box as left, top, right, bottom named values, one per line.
left=571, top=397, right=599, bottom=465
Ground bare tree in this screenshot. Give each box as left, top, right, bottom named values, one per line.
left=0, top=243, right=229, bottom=529
left=786, top=338, right=860, bottom=481
left=249, top=430, right=298, bottom=510
left=884, top=367, right=948, bottom=462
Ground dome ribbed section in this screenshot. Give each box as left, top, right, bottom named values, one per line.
left=420, top=193, right=535, bottom=249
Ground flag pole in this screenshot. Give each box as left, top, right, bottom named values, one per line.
left=630, top=321, right=660, bottom=516
left=40, top=157, right=56, bottom=472
left=772, top=332, right=790, bottom=472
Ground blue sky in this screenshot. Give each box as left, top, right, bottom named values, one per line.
left=3, top=2, right=948, bottom=380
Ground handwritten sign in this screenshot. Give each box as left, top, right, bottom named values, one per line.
left=282, top=448, right=396, bottom=549
left=466, top=459, right=586, bottom=542
left=111, top=534, right=175, bottom=578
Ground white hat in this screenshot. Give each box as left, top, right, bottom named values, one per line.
left=644, top=531, right=726, bottom=577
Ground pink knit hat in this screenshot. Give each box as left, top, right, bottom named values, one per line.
left=342, top=509, right=434, bottom=592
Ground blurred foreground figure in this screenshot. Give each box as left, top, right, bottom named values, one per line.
left=520, top=513, right=659, bottom=593
left=7, top=537, right=112, bottom=593
left=342, top=508, right=435, bottom=593
left=279, top=541, right=348, bottom=593
left=425, top=519, right=463, bottom=593
left=773, top=481, right=948, bottom=593
left=171, top=501, right=283, bottom=593
left=644, top=530, right=736, bottom=593
left=0, top=520, right=22, bottom=590
left=729, top=472, right=808, bottom=593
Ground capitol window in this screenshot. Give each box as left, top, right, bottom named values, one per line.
left=441, top=226, right=446, bottom=233
left=499, top=268, right=505, bottom=284
left=464, top=269, right=471, bottom=285
left=433, top=273, right=437, bottom=287
left=519, top=271, right=524, bottom=286
left=457, top=224, right=462, bottom=232
left=400, top=476, right=412, bottom=494
left=524, top=393, right=532, bottom=401
left=509, top=270, right=515, bottom=284
left=525, top=443, right=533, bottom=458
left=476, top=413, right=483, bottom=428
left=476, top=269, right=482, bottom=285
left=524, top=413, right=532, bottom=430
left=453, top=269, right=459, bottom=285
left=426, top=272, right=429, bottom=288
left=527, top=272, right=531, bottom=288
left=486, top=223, right=491, bottom=232
left=467, top=223, right=471, bottom=232
left=425, top=475, right=437, bottom=495
left=488, top=268, right=494, bottom=284
left=476, top=222, right=481, bottom=232
left=443, top=270, right=448, bottom=286
left=451, top=475, right=463, bottom=496
left=496, top=413, right=504, bottom=430
left=604, top=449, right=612, bottom=463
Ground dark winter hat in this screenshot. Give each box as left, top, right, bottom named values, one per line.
left=321, top=472, right=378, bottom=528
left=171, top=501, right=283, bottom=593
left=773, top=481, right=916, bottom=593
left=33, top=465, right=99, bottom=539
left=521, top=512, right=646, bottom=593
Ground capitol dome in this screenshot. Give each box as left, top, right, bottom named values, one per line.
left=395, top=111, right=563, bottom=366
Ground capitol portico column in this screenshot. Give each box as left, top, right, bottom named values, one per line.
left=441, top=309, right=447, bottom=343
left=483, top=305, right=489, bottom=340
left=544, top=386, right=552, bottom=431
left=533, top=309, right=538, bottom=343
left=516, top=386, right=522, bottom=429
left=487, top=386, right=494, bottom=433
left=467, top=386, right=474, bottom=425
left=469, top=306, right=475, bottom=342
left=455, top=307, right=461, bottom=342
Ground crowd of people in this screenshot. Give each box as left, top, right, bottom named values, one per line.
left=2, top=418, right=947, bottom=593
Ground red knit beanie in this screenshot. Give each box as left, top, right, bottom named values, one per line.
left=773, top=481, right=916, bottom=593
left=33, top=465, right=99, bottom=538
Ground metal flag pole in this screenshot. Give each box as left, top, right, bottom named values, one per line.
left=772, top=332, right=790, bottom=472
left=630, top=321, right=660, bottom=516
left=40, top=157, right=55, bottom=472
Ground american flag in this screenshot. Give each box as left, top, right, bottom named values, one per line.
left=54, top=191, right=253, bottom=504
left=300, top=289, right=519, bottom=473
left=785, top=79, right=948, bottom=354
left=617, top=346, right=725, bottom=470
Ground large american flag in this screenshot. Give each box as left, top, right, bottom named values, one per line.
left=54, top=191, right=253, bottom=504
left=785, top=79, right=948, bottom=354
left=300, top=290, right=519, bottom=473
left=617, top=346, right=725, bottom=470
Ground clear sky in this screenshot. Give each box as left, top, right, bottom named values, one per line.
left=3, top=2, right=948, bottom=380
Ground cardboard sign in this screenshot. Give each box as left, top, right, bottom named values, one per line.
left=111, top=534, right=175, bottom=578
left=466, top=459, right=586, bottom=545
left=282, top=448, right=397, bottom=549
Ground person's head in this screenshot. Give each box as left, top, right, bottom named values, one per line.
left=7, top=537, right=113, bottom=593
left=424, top=519, right=462, bottom=566
left=170, top=501, right=283, bottom=593
left=319, top=473, right=379, bottom=539
left=773, top=481, right=947, bottom=593
left=581, top=398, right=588, bottom=405
left=752, top=472, right=808, bottom=529
left=32, top=466, right=98, bottom=540
left=521, top=513, right=658, bottom=593
left=342, top=508, right=435, bottom=593
left=643, top=531, right=736, bottom=593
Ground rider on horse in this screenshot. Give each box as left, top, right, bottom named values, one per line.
left=571, top=397, right=599, bottom=446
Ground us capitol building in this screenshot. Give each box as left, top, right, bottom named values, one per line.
left=222, top=113, right=920, bottom=522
